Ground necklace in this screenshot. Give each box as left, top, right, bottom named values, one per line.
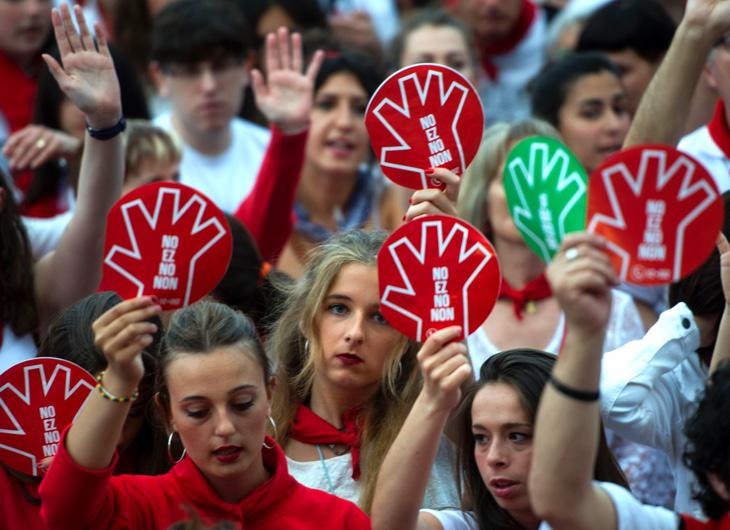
left=314, top=443, right=352, bottom=494
left=327, top=443, right=349, bottom=457
left=316, top=444, right=336, bottom=494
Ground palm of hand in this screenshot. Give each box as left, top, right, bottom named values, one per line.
left=686, top=0, right=730, bottom=29
left=60, top=52, right=120, bottom=117
left=259, top=71, right=313, bottom=126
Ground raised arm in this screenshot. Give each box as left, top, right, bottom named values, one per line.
left=33, top=4, right=123, bottom=326
left=529, top=233, right=619, bottom=530
left=233, top=28, right=323, bottom=261
left=371, top=326, right=471, bottom=530
left=39, top=297, right=160, bottom=530
left=2, top=124, right=82, bottom=171
left=711, top=232, right=730, bottom=374
left=624, top=0, right=730, bottom=147
left=66, top=297, right=160, bottom=469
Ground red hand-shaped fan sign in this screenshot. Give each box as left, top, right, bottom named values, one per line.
left=100, top=182, right=232, bottom=309
left=0, top=358, right=95, bottom=476
left=587, top=145, right=723, bottom=285
left=378, top=215, right=501, bottom=342
left=366, top=63, right=484, bottom=190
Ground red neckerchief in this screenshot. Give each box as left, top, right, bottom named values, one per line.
left=289, top=404, right=363, bottom=480
left=480, top=0, right=536, bottom=81
left=708, top=99, right=730, bottom=160
left=682, top=513, right=730, bottom=530
left=499, top=273, right=552, bottom=320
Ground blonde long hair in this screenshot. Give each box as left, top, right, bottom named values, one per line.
left=458, top=119, right=561, bottom=239
left=268, top=230, right=421, bottom=512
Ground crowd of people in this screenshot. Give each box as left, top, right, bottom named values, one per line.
left=2, top=0, right=730, bottom=529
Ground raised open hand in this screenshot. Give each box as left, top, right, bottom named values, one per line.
left=252, top=27, right=324, bottom=135
left=42, top=4, right=121, bottom=129
left=547, top=232, right=618, bottom=336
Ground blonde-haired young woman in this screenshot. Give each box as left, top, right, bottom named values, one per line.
left=269, top=228, right=459, bottom=512
left=457, top=119, right=644, bottom=370
left=457, top=118, right=676, bottom=508
left=268, top=169, right=459, bottom=512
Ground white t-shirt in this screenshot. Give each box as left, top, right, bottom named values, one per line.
left=478, top=9, right=547, bottom=125
left=467, top=289, right=644, bottom=373
left=153, top=114, right=270, bottom=214
left=678, top=125, right=730, bottom=193
left=421, top=482, right=679, bottom=530
left=287, top=435, right=459, bottom=509
left=0, top=324, right=38, bottom=374
left=23, top=211, right=73, bottom=260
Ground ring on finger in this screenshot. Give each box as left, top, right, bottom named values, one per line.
left=35, top=138, right=47, bottom=150
left=565, top=247, right=580, bottom=262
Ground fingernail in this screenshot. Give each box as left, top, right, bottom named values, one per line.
left=407, top=197, right=412, bottom=204
left=150, top=296, right=159, bottom=304
left=401, top=214, right=406, bottom=221
left=425, top=167, right=435, bottom=175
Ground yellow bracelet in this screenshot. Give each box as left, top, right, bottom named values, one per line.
left=95, top=371, right=139, bottom=404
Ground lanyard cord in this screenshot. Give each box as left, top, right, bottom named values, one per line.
left=316, top=444, right=336, bottom=494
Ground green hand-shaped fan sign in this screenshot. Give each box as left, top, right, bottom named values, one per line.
left=504, top=137, right=588, bottom=262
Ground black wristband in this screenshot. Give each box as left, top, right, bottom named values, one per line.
left=549, top=375, right=599, bottom=402
left=86, top=116, right=126, bottom=140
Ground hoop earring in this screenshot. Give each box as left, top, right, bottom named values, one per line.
left=263, top=415, right=277, bottom=449
left=167, top=431, right=186, bottom=464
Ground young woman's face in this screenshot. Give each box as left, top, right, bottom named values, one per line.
left=472, top=382, right=535, bottom=521
left=557, top=71, right=630, bottom=174
left=313, top=263, right=403, bottom=396
left=400, top=24, right=477, bottom=86
left=485, top=145, right=522, bottom=243
left=166, top=347, right=272, bottom=497
left=304, top=72, right=370, bottom=177
left=0, top=0, right=52, bottom=60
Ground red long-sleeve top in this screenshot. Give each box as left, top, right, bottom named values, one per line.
left=683, top=514, right=730, bottom=530
left=234, top=126, right=306, bottom=262
left=0, top=465, right=44, bottom=530
left=39, top=433, right=370, bottom=530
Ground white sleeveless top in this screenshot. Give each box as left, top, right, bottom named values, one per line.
left=287, top=435, right=459, bottom=510
left=466, top=290, right=644, bottom=374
